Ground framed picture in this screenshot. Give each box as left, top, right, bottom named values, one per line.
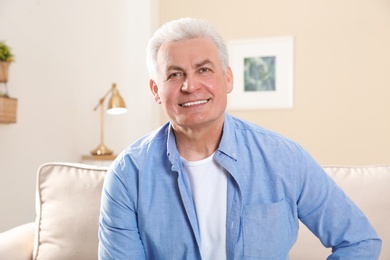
left=227, top=37, right=294, bottom=110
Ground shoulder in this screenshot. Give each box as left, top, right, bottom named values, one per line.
left=104, top=122, right=171, bottom=187
left=226, top=113, right=300, bottom=150
left=224, top=113, right=323, bottom=173
left=112, top=122, right=170, bottom=166
left=128, top=122, right=169, bottom=151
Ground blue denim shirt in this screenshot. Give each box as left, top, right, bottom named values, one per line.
left=99, top=113, right=381, bottom=259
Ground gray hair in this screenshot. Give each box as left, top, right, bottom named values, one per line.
left=146, top=17, right=229, bottom=79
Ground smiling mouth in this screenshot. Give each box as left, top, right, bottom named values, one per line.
left=180, top=99, right=210, bottom=107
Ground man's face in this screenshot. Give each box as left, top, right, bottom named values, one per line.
left=150, top=37, right=233, bottom=130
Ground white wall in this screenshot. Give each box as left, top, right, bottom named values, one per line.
left=0, top=0, right=159, bottom=232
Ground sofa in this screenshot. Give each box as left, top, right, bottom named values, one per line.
left=0, top=162, right=389, bottom=259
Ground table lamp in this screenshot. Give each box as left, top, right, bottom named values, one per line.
left=90, top=83, right=127, bottom=156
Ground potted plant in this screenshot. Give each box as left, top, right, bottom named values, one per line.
left=0, top=41, right=17, bottom=123
left=0, top=41, right=14, bottom=91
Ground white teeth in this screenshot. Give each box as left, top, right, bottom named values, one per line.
left=181, top=100, right=208, bottom=107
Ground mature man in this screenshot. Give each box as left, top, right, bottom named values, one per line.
left=98, top=17, right=381, bottom=259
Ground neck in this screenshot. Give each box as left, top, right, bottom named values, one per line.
left=172, top=119, right=224, bottom=161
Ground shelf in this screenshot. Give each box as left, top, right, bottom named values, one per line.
left=81, top=155, right=117, bottom=161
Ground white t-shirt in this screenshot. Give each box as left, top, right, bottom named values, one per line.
left=181, top=153, right=228, bottom=260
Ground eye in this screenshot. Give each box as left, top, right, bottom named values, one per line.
left=168, top=72, right=184, bottom=80
left=199, top=67, right=211, bottom=73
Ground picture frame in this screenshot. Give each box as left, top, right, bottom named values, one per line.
left=227, top=37, right=294, bottom=110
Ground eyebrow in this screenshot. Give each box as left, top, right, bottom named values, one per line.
left=165, top=59, right=214, bottom=74
left=194, top=59, right=214, bottom=69
left=166, top=65, right=183, bottom=73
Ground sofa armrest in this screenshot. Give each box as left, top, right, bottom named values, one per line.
left=0, top=222, right=35, bottom=260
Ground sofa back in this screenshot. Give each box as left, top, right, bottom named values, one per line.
left=32, top=163, right=389, bottom=259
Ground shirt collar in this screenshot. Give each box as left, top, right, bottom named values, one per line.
left=165, top=112, right=238, bottom=164
left=217, top=112, right=238, bottom=161
left=166, top=123, right=179, bottom=165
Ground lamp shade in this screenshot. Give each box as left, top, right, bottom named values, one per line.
left=107, top=83, right=127, bottom=115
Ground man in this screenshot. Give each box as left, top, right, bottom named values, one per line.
left=98, top=17, right=381, bottom=259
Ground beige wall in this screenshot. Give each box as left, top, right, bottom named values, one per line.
left=159, top=0, right=390, bottom=165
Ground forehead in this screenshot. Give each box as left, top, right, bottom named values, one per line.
left=157, top=37, right=220, bottom=69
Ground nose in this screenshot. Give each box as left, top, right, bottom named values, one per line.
left=181, top=75, right=199, bottom=93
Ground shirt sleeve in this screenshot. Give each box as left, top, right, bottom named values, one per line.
left=296, top=149, right=382, bottom=259
left=98, top=162, right=146, bottom=260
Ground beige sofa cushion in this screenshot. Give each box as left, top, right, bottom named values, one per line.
left=33, top=163, right=108, bottom=260
left=290, top=165, right=390, bottom=260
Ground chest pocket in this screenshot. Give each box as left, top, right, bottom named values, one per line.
left=242, top=198, right=293, bottom=258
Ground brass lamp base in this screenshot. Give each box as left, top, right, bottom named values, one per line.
left=91, top=144, right=113, bottom=156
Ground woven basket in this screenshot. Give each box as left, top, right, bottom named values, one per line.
left=0, top=96, right=17, bottom=123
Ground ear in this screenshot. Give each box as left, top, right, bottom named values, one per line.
left=149, top=79, right=161, bottom=104
left=225, top=67, right=234, bottom=94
